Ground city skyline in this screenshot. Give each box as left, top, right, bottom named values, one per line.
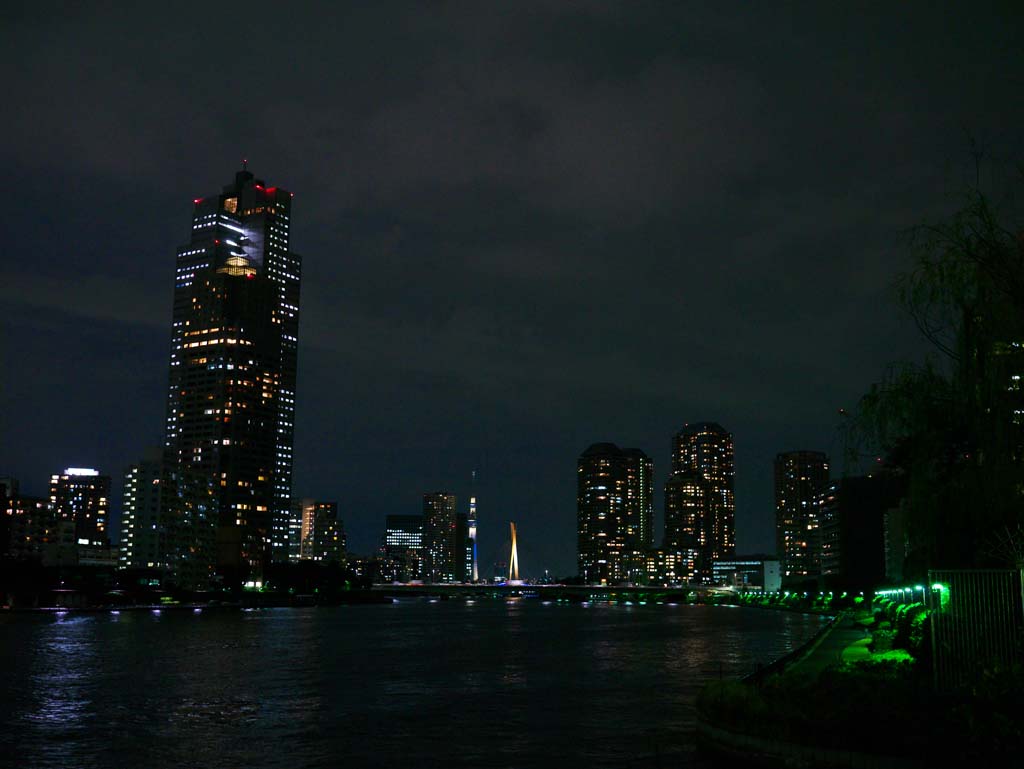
left=4, top=4, right=1021, bottom=576
left=2, top=6, right=1023, bottom=769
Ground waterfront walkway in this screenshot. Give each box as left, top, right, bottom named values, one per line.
left=788, top=612, right=871, bottom=677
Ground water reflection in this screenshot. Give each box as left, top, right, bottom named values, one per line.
left=25, top=613, right=99, bottom=763
left=0, top=603, right=826, bottom=769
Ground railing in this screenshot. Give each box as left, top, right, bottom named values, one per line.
left=928, top=569, right=1024, bottom=692
left=743, top=611, right=843, bottom=687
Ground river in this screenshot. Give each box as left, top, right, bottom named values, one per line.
left=0, top=600, right=826, bottom=768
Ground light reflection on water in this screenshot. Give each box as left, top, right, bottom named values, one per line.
left=0, top=603, right=825, bottom=768
left=30, top=615, right=98, bottom=730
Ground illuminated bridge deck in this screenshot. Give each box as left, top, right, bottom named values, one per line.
left=371, top=583, right=734, bottom=601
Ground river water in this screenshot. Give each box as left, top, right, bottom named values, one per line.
left=0, top=600, right=826, bottom=768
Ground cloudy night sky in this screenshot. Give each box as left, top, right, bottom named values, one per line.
left=2, top=2, right=1022, bottom=576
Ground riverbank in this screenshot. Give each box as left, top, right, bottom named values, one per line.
left=696, top=605, right=1024, bottom=767
left=697, top=612, right=925, bottom=768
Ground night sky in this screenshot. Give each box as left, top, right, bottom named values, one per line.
left=2, top=3, right=1022, bottom=577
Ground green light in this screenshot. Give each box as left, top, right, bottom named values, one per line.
left=931, top=583, right=946, bottom=591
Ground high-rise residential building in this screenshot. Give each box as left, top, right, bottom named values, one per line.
left=49, top=468, right=110, bottom=556
left=668, top=423, right=735, bottom=580
left=382, top=514, right=423, bottom=582
left=576, top=443, right=654, bottom=585
left=422, top=492, right=457, bottom=583
left=661, top=470, right=703, bottom=583
left=774, top=450, right=829, bottom=579
left=160, top=166, right=301, bottom=589
left=311, top=502, right=345, bottom=564
left=278, top=498, right=343, bottom=564
left=622, top=448, right=654, bottom=552
left=120, top=448, right=164, bottom=570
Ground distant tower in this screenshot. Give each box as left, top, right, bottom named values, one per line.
left=669, top=423, right=735, bottom=581
left=662, top=470, right=703, bottom=583
left=774, top=451, right=829, bottom=578
left=468, top=470, right=479, bottom=582
left=508, top=522, right=520, bottom=581
left=576, top=443, right=653, bottom=585
left=422, top=492, right=457, bottom=582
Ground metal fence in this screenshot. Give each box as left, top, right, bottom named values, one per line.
left=928, top=569, right=1024, bottom=691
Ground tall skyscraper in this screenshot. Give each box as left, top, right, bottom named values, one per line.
left=774, top=450, right=829, bottom=578
left=661, top=470, right=703, bottom=583
left=422, top=492, right=457, bottom=583
left=576, top=443, right=654, bottom=585
left=50, top=468, right=110, bottom=557
left=622, top=448, right=654, bottom=551
left=120, top=448, right=164, bottom=570
left=161, top=166, right=301, bottom=588
left=667, top=423, right=735, bottom=580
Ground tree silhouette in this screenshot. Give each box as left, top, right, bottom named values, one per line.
left=847, top=163, right=1024, bottom=574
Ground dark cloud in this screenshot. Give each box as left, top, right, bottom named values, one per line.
left=2, top=2, right=1022, bottom=574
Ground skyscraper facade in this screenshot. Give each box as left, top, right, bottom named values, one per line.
left=668, top=423, right=735, bottom=580
left=421, top=492, right=457, bottom=582
left=661, top=470, right=703, bottom=583
left=576, top=443, right=654, bottom=585
left=774, top=450, right=829, bottom=578
left=161, top=167, right=301, bottom=588
left=623, top=448, right=654, bottom=552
